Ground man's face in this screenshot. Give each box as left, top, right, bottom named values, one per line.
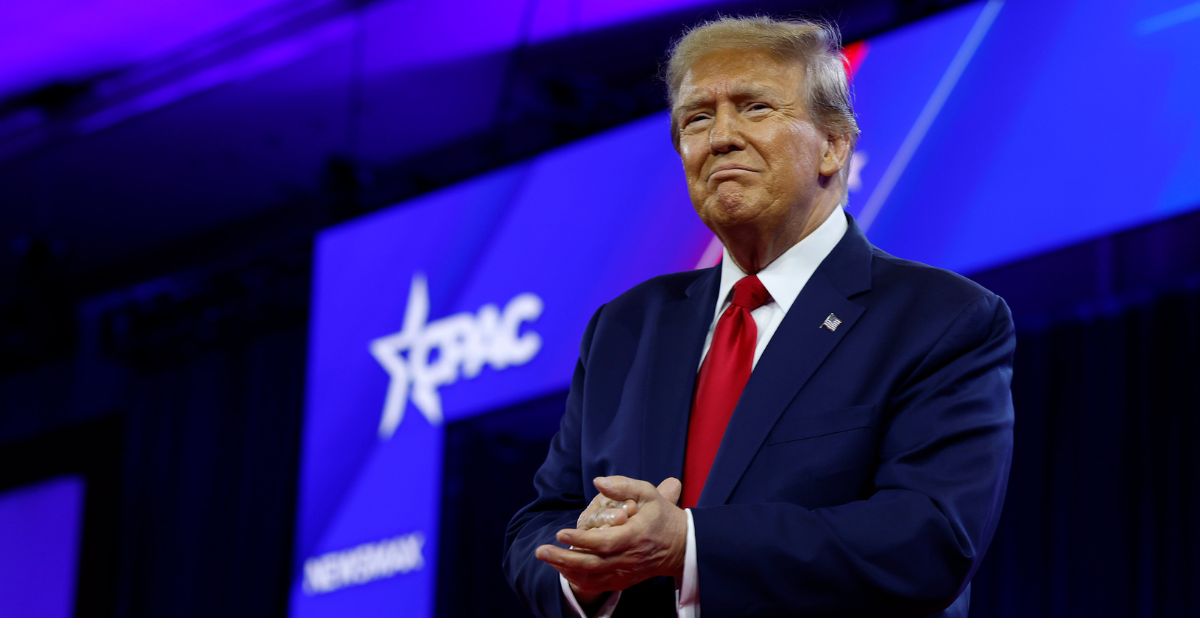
left=674, top=48, right=843, bottom=242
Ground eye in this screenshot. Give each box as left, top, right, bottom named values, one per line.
left=747, top=102, right=771, bottom=112
left=683, top=113, right=711, bottom=127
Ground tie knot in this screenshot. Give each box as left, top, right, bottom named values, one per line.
left=730, top=275, right=772, bottom=310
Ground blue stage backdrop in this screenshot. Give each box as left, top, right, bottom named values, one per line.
left=291, top=0, right=1200, bottom=615
left=0, top=476, right=85, bottom=617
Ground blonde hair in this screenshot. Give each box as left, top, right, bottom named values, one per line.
left=664, top=16, right=860, bottom=153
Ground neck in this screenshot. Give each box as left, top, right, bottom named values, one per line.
left=722, top=201, right=838, bottom=274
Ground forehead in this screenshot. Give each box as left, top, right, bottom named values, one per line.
left=676, top=48, right=805, bottom=103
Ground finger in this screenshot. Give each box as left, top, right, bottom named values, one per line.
left=657, top=477, right=682, bottom=505
left=580, top=509, right=615, bottom=529
left=535, top=544, right=604, bottom=571
left=597, top=497, right=639, bottom=514
left=592, top=475, right=635, bottom=497
left=576, top=494, right=608, bottom=529
left=557, top=526, right=629, bottom=555
left=577, top=494, right=638, bottom=529
left=593, top=475, right=658, bottom=502
left=581, top=505, right=634, bottom=529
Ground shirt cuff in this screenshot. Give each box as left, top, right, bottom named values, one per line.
left=676, top=508, right=700, bottom=617
left=559, top=573, right=621, bottom=617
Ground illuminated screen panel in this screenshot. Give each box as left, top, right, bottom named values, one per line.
left=291, top=114, right=710, bottom=616
left=293, top=0, right=1200, bottom=615
left=0, top=476, right=85, bottom=617
left=380, top=0, right=725, bottom=71
left=855, top=0, right=1200, bottom=270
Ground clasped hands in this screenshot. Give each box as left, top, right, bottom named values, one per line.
left=535, top=475, right=688, bottom=604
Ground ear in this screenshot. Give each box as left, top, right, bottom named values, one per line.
left=819, top=132, right=851, bottom=178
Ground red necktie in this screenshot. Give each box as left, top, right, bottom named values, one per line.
left=682, top=274, right=773, bottom=508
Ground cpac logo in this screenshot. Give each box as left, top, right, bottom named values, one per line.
left=370, top=274, right=544, bottom=438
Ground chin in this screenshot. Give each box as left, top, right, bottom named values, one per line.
left=705, top=198, right=765, bottom=225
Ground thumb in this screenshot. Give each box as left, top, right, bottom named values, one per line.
left=593, top=475, right=644, bottom=501
left=657, top=477, right=682, bottom=505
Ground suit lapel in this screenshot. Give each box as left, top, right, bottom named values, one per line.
left=699, top=214, right=875, bottom=506
left=640, top=269, right=720, bottom=487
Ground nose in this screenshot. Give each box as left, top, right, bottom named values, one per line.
left=708, top=106, right=745, bottom=154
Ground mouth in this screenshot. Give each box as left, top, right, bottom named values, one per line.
left=708, top=164, right=758, bottom=181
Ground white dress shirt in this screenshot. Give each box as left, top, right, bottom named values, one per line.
left=561, top=207, right=848, bottom=617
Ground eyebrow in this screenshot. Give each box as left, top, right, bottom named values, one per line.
left=673, top=83, right=783, bottom=114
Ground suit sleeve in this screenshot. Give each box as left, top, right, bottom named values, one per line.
left=691, top=292, right=1016, bottom=616
left=502, top=305, right=603, bottom=617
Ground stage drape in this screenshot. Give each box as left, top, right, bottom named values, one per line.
left=971, top=287, right=1200, bottom=616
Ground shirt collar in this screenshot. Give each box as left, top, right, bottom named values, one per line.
left=714, top=206, right=848, bottom=319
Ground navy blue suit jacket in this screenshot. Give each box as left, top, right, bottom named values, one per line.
left=504, top=213, right=1015, bottom=616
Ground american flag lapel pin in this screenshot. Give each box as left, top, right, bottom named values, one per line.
left=820, top=312, right=843, bottom=332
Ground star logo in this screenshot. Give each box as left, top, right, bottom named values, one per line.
left=369, top=275, right=544, bottom=439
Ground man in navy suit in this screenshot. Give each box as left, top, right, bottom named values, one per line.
left=503, top=17, right=1014, bottom=617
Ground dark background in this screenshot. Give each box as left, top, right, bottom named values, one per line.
left=1, top=0, right=1197, bottom=616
